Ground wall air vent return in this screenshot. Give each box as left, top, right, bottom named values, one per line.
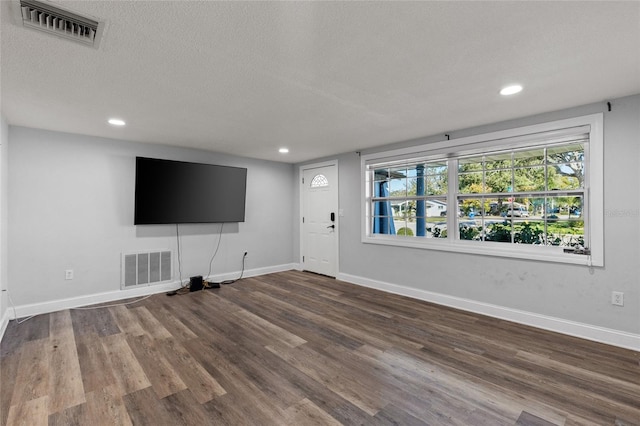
left=122, top=250, right=172, bottom=289
left=17, top=0, right=105, bottom=48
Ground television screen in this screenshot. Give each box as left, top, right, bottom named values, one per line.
left=134, top=157, right=247, bottom=224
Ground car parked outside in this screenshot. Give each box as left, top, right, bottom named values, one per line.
left=505, top=206, right=529, bottom=217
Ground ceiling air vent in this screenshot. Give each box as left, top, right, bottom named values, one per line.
left=17, top=0, right=104, bottom=48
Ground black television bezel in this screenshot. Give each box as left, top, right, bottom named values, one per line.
left=134, top=157, right=247, bottom=225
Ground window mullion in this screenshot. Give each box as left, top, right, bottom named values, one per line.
left=544, top=147, right=549, bottom=244
left=583, top=141, right=591, bottom=250
left=510, top=151, right=515, bottom=244
left=448, top=158, right=458, bottom=240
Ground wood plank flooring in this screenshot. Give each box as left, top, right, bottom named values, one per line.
left=1, top=270, right=639, bottom=425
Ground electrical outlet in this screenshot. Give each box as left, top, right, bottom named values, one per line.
left=65, top=269, right=74, bottom=280
left=611, top=291, right=624, bottom=306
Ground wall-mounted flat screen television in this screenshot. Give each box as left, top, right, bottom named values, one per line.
left=134, top=157, right=247, bottom=224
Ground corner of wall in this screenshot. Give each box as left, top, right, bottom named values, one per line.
left=0, top=114, right=9, bottom=343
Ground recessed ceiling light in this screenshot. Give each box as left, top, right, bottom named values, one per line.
left=108, top=118, right=126, bottom=126
left=279, top=148, right=289, bottom=154
left=500, top=85, right=523, bottom=96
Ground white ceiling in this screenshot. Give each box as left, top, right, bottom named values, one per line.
left=1, top=1, right=639, bottom=163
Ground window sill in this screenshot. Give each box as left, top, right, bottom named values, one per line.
left=362, top=235, right=600, bottom=267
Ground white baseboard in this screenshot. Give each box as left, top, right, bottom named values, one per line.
left=9, top=281, right=180, bottom=320
left=204, top=263, right=297, bottom=283
left=337, top=272, right=640, bottom=352
left=6, top=263, right=297, bottom=322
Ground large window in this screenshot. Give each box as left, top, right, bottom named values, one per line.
left=362, top=114, right=603, bottom=266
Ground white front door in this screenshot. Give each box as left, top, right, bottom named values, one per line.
left=301, top=163, right=338, bottom=277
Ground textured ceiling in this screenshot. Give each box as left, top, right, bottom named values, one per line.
left=1, top=1, right=639, bottom=163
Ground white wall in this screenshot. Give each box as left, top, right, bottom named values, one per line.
left=0, top=115, right=8, bottom=331
left=296, top=94, right=640, bottom=339
left=7, top=127, right=295, bottom=307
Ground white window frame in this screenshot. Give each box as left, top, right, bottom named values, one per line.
left=361, top=113, right=604, bottom=266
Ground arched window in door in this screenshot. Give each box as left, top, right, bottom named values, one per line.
left=310, top=174, right=329, bottom=188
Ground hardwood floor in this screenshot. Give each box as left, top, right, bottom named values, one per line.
left=1, top=270, right=639, bottom=425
